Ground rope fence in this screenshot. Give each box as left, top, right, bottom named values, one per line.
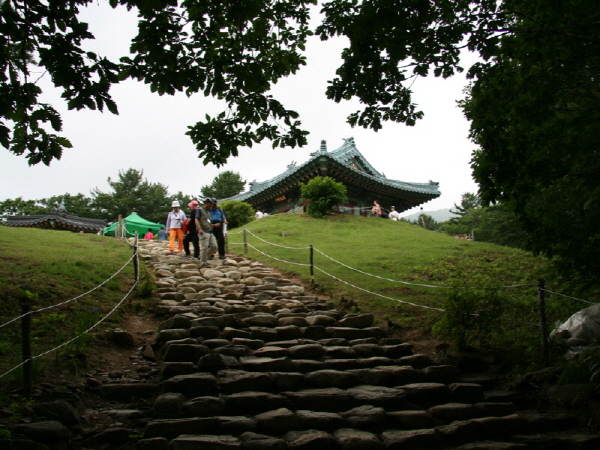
left=0, top=252, right=137, bottom=331
left=0, top=233, right=141, bottom=396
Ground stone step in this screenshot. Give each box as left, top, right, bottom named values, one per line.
left=138, top=412, right=595, bottom=450
left=133, top=246, right=600, bottom=449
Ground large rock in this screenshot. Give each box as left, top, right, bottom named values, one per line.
left=10, top=421, right=70, bottom=446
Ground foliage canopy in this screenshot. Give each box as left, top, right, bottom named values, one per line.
left=218, top=200, right=255, bottom=229
left=201, top=171, right=246, bottom=200
left=300, top=176, right=347, bottom=218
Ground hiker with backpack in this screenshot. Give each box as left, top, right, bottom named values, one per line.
left=199, top=198, right=218, bottom=267
left=209, top=197, right=228, bottom=260
left=183, top=200, right=202, bottom=259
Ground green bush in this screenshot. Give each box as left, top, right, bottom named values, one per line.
left=300, top=176, right=347, bottom=218
left=433, top=286, right=506, bottom=351
left=219, top=200, right=255, bottom=229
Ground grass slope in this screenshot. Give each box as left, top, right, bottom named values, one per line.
left=0, top=226, right=135, bottom=384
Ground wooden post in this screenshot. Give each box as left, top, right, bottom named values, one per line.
left=537, top=279, right=549, bottom=367
left=309, top=245, right=314, bottom=278
left=134, top=232, right=139, bottom=283
left=21, top=302, right=32, bottom=398
left=116, top=215, right=123, bottom=238
left=243, top=228, right=248, bottom=254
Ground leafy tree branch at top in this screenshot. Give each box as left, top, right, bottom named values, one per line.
left=1, top=0, right=567, bottom=168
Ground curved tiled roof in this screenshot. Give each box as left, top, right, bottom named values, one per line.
left=4, top=213, right=106, bottom=232
left=226, top=138, right=440, bottom=205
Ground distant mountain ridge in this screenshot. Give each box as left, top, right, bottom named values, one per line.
left=400, top=208, right=457, bottom=223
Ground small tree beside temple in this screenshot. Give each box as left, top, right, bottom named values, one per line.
left=300, top=177, right=347, bottom=218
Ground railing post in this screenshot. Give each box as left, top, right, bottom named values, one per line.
left=309, top=245, right=314, bottom=279
left=21, top=302, right=32, bottom=398
left=537, top=279, right=549, bottom=367
left=116, top=214, right=122, bottom=238
left=243, top=228, right=248, bottom=254
left=134, top=232, right=139, bottom=283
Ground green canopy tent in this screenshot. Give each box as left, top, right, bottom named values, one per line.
left=103, top=212, right=163, bottom=238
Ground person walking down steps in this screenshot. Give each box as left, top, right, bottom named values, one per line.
left=165, top=200, right=186, bottom=254
left=209, top=197, right=228, bottom=260
left=183, top=200, right=202, bottom=259
left=198, top=198, right=217, bottom=267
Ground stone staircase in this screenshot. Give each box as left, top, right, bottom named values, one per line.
left=100, top=241, right=600, bottom=449
left=104, top=244, right=600, bottom=450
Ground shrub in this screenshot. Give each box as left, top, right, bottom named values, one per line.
left=433, top=286, right=506, bottom=351
left=219, top=200, right=255, bottom=228
left=300, top=176, right=347, bottom=218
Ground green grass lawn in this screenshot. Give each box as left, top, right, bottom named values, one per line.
left=0, top=226, right=136, bottom=384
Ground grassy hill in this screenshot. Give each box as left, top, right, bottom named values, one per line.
left=0, top=227, right=138, bottom=385
left=0, top=214, right=585, bottom=387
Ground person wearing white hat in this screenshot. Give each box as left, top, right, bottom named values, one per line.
left=166, top=200, right=187, bottom=254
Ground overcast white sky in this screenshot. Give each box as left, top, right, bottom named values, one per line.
left=0, top=2, right=479, bottom=217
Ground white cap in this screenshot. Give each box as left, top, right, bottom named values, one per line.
left=172, top=200, right=180, bottom=208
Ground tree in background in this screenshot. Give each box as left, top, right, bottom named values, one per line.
left=441, top=193, right=481, bottom=236
left=171, top=192, right=196, bottom=213
left=440, top=203, right=528, bottom=249
left=412, top=214, right=439, bottom=232
left=37, top=193, right=103, bottom=219
left=300, top=176, right=347, bottom=218
left=0, top=197, right=44, bottom=216
left=450, top=193, right=480, bottom=218
left=201, top=171, right=246, bottom=199
left=461, top=1, right=600, bottom=281
left=91, top=169, right=170, bottom=223
left=0, top=193, right=100, bottom=218
left=218, top=200, right=255, bottom=229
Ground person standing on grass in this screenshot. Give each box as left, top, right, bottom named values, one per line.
left=183, top=200, right=202, bottom=259
left=388, top=206, right=400, bottom=221
left=166, top=200, right=186, bottom=254
left=144, top=228, right=154, bottom=240
left=209, top=198, right=228, bottom=260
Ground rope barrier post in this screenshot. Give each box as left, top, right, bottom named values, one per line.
left=134, top=231, right=140, bottom=284
left=116, top=214, right=122, bottom=238
left=243, top=228, right=248, bottom=254
left=537, top=279, right=549, bottom=367
left=309, top=245, right=314, bottom=281
left=20, top=302, right=32, bottom=398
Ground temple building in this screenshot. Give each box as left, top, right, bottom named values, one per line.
left=3, top=200, right=106, bottom=233
left=225, top=138, right=441, bottom=215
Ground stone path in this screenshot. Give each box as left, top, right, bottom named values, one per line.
left=8, top=240, right=600, bottom=449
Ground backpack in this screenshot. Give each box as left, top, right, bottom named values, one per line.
left=182, top=218, right=191, bottom=234
left=186, top=209, right=201, bottom=233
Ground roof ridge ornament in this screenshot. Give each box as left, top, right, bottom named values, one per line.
left=320, top=140, right=327, bottom=153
